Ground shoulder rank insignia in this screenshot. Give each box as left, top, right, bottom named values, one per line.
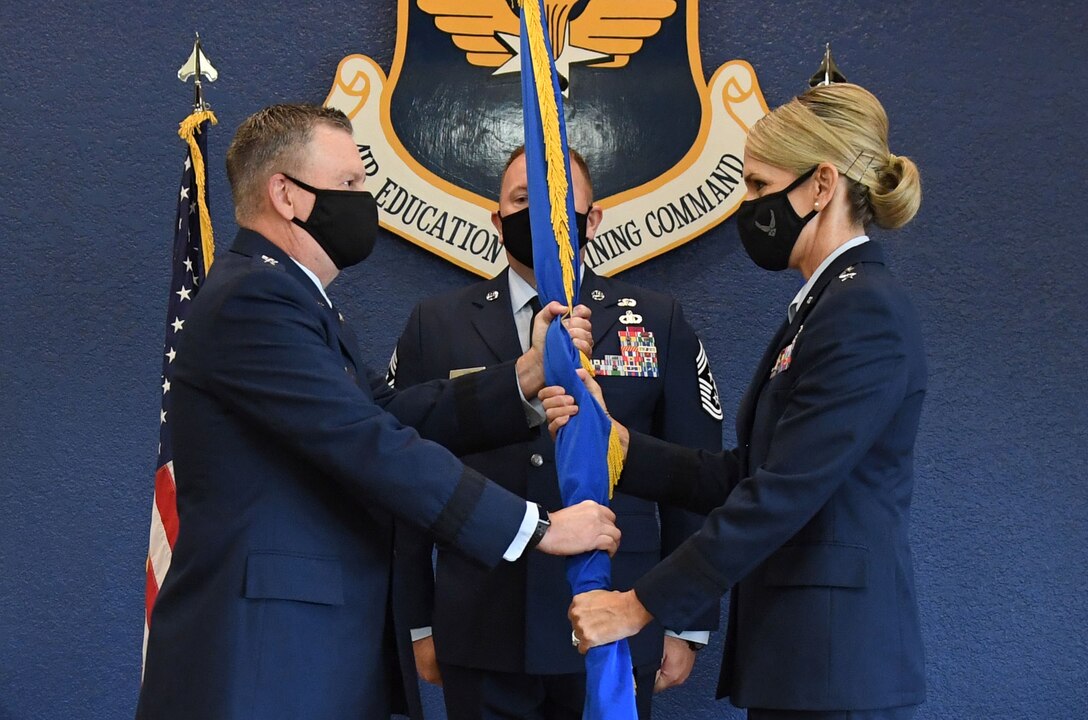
left=385, top=347, right=398, bottom=388
left=592, top=326, right=658, bottom=378
left=770, top=325, right=803, bottom=379
left=696, top=341, right=723, bottom=420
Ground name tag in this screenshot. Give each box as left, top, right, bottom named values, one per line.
left=449, top=366, right=486, bottom=379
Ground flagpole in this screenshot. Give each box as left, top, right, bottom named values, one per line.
left=144, top=34, right=221, bottom=675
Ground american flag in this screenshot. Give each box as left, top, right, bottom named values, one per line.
left=144, top=110, right=217, bottom=661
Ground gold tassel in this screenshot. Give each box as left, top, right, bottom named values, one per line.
left=606, top=425, right=626, bottom=499
left=522, top=1, right=622, bottom=494
left=520, top=0, right=575, bottom=309
left=178, top=110, right=219, bottom=275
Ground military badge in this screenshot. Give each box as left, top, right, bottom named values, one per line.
left=593, top=326, right=658, bottom=377
left=324, top=0, right=767, bottom=278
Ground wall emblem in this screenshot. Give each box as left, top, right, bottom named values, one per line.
left=325, top=0, right=767, bottom=277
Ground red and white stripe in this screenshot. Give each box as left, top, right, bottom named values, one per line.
left=143, top=461, right=179, bottom=662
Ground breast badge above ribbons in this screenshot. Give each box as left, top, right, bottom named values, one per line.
left=593, top=327, right=659, bottom=378
left=770, top=326, right=803, bottom=379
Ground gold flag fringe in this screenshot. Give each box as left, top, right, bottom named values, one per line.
left=178, top=110, right=218, bottom=275
left=520, top=0, right=625, bottom=494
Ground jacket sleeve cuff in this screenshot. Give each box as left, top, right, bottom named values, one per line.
left=502, top=502, right=539, bottom=561
left=410, top=627, right=433, bottom=641
left=634, top=541, right=728, bottom=631
left=665, top=629, right=710, bottom=645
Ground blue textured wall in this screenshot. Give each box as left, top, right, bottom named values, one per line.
left=1, top=2, right=1085, bottom=718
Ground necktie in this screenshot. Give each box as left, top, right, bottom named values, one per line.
left=523, top=295, right=542, bottom=352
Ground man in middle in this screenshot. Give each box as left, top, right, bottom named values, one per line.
left=389, top=147, right=724, bottom=719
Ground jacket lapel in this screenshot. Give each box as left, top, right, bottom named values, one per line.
left=736, top=318, right=795, bottom=447
left=470, top=269, right=524, bottom=362
left=735, top=241, right=886, bottom=447
left=581, top=270, right=621, bottom=348
left=230, top=229, right=364, bottom=371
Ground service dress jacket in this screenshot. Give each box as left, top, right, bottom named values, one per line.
left=621, top=242, right=928, bottom=711
left=391, top=268, right=722, bottom=675
left=137, top=230, right=535, bottom=720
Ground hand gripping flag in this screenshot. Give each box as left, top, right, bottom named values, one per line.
left=143, top=108, right=217, bottom=667
left=518, top=1, right=637, bottom=717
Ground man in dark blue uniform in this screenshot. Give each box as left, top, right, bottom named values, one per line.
left=136, top=105, right=620, bottom=720
left=389, top=147, right=723, bottom=719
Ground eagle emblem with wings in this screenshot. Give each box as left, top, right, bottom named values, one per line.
left=323, top=0, right=766, bottom=277
left=418, top=0, right=677, bottom=91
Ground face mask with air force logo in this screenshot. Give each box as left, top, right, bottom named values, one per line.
left=736, top=166, right=818, bottom=271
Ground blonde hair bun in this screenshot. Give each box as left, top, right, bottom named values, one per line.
left=870, top=153, right=922, bottom=229
left=745, top=83, right=922, bottom=230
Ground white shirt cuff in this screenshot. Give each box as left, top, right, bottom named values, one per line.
left=503, top=501, right=539, bottom=561
left=410, top=627, right=433, bottom=642
left=665, top=630, right=710, bottom=645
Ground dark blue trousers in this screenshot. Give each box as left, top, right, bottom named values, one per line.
left=439, top=662, right=656, bottom=720
left=748, top=706, right=918, bottom=720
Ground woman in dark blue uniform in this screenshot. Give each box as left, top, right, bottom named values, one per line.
left=545, top=83, right=927, bottom=720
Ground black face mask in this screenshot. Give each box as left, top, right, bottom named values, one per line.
left=736, top=167, right=818, bottom=271
left=499, top=207, right=590, bottom=269
left=285, top=175, right=379, bottom=269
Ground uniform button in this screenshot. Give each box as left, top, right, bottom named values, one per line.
left=529, top=453, right=544, bottom=467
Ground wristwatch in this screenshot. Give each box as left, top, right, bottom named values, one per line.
left=685, top=640, right=706, bottom=652
left=525, top=504, right=551, bottom=552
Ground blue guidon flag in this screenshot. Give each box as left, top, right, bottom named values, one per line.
left=518, top=0, right=636, bottom=717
